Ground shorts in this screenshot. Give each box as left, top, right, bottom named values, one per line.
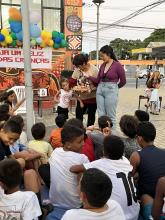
left=57, top=106, right=69, bottom=119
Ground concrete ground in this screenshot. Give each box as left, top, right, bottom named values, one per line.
left=36, top=86, right=165, bottom=148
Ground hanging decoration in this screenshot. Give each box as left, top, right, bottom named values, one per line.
left=0, top=7, right=68, bottom=49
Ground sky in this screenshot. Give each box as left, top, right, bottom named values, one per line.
left=82, top=0, right=165, bottom=52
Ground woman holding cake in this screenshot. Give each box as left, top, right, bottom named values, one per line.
left=70, top=54, right=98, bottom=126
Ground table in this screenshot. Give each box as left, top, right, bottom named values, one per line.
left=34, top=96, right=54, bottom=117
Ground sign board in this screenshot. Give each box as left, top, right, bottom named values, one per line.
left=0, top=47, right=52, bottom=69
left=38, top=88, right=48, bottom=97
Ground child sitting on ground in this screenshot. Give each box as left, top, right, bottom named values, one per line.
left=86, top=116, right=113, bottom=159
left=28, top=123, right=53, bottom=165
left=9, top=116, right=42, bottom=168
left=46, top=125, right=89, bottom=220
left=134, top=110, right=150, bottom=122
left=55, top=78, right=83, bottom=120
left=49, top=114, right=66, bottom=149
left=119, top=115, right=141, bottom=159
left=0, top=159, right=41, bottom=220
left=70, top=135, right=140, bottom=220
left=62, top=168, right=125, bottom=220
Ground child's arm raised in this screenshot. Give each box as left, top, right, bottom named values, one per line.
left=70, top=164, right=86, bottom=174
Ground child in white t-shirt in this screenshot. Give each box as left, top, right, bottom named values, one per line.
left=62, top=168, right=125, bottom=220
left=55, top=78, right=83, bottom=119
left=46, top=125, right=89, bottom=220
left=0, top=159, right=41, bottom=220
left=70, top=135, right=140, bottom=220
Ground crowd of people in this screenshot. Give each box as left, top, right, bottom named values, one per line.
left=0, top=45, right=165, bottom=220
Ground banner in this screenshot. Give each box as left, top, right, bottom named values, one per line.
left=0, top=47, right=52, bottom=69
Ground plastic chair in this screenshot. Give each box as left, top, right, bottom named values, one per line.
left=10, top=86, right=35, bottom=122
left=11, top=86, right=26, bottom=114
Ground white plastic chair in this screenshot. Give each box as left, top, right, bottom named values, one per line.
left=10, top=86, right=35, bottom=122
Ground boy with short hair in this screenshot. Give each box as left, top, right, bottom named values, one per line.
left=0, top=119, right=22, bottom=161
left=0, top=159, right=41, bottom=220
left=134, top=110, right=150, bottom=122
left=87, top=115, right=113, bottom=159
left=46, top=125, right=89, bottom=220
left=49, top=114, right=66, bottom=149
left=130, top=122, right=165, bottom=219
left=28, top=122, right=53, bottom=164
left=70, top=135, right=140, bottom=220
left=62, top=168, right=125, bottom=220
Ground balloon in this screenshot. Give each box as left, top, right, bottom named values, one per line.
left=52, top=31, right=59, bottom=39
left=0, top=34, right=5, bottom=42
left=48, top=40, right=54, bottom=47
left=16, top=31, right=23, bottom=41
left=1, top=41, right=7, bottom=47
left=60, top=33, right=65, bottom=39
left=11, top=40, right=17, bottom=47
left=61, top=39, right=67, bottom=48
left=36, top=37, right=42, bottom=44
left=31, top=39, right=36, bottom=46
left=11, top=32, right=17, bottom=40
left=41, top=30, right=47, bottom=40
left=53, top=43, right=60, bottom=49
left=30, top=24, right=41, bottom=38
left=30, top=11, right=41, bottom=24
left=44, top=38, right=50, bottom=45
left=9, top=7, right=22, bottom=21
left=1, top=29, right=9, bottom=36
left=5, top=36, right=13, bottom=44
left=40, top=41, right=46, bottom=48
left=55, top=37, right=61, bottom=44
left=10, top=21, right=22, bottom=33
left=16, top=40, right=23, bottom=47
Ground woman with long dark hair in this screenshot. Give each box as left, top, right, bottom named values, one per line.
left=70, top=53, right=99, bottom=126
left=87, top=45, right=126, bottom=129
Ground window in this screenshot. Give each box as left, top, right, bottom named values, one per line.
left=43, top=0, right=61, bottom=8
left=2, top=0, right=21, bottom=4
left=43, top=9, right=61, bottom=32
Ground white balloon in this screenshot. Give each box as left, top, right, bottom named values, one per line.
left=30, top=11, right=41, bottom=24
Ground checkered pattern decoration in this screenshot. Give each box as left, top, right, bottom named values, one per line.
left=66, top=35, right=82, bottom=51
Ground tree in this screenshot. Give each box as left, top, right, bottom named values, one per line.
left=143, top=29, right=165, bottom=46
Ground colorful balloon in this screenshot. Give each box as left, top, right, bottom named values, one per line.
left=61, top=39, right=67, bottom=48
left=10, top=21, right=22, bottom=33
left=54, top=43, right=60, bottom=49
left=9, top=7, right=22, bottom=21
left=0, top=34, right=5, bottom=42
left=52, top=31, right=60, bottom=39
left=11, top=40, right=17, bottom=47
left=48, top=40, right=54, bottom=47
left=60, top=33, right=65, bottom=39
left=30, top=24, right=41, bottom=38
left=1, top=41, right=7, bottom=47
left=36, top=37, right=42, bottom=44
left=5, top=36, right=13, bottom=44
left=11, top=32, right=17, bottom=40
left=16, top=31, right=23, bottom=41
left=40, top=41, right=46, bottom=48
left=31, top=39, right=36, bottom=46
left=41, top=30, right=48, bottom=40
left=55, top=37, right=61, bottom=45
left=1, top=29, right=9, bottom=36
left=16, top=40, right=23, bottom=47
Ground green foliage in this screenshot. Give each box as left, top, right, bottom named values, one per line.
left=143, top=29, right=165, bottom=46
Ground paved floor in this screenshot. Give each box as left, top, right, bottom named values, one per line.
left=36, top=86, right=165, bottom=148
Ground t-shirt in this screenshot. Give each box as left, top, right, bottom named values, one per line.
left=0, top=139, right=11, bottom=161
left=50, top=128, right=63, bottom=149
left=0, top=188, right=41, bottom=220
left=121, top=137, right=141, bottom=159
left=88, top=131, right=104, bottom=159
left=58, top=89, right=73, bottom=109
left=49, top=147, right=89, bottom=208
left=84, top=158, right=140, bottom=220
left=28, top=140, right=53, bottom=164
left=72, top=64, right=98, bottom=100
left=61, top=199, right=125, bottom=220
